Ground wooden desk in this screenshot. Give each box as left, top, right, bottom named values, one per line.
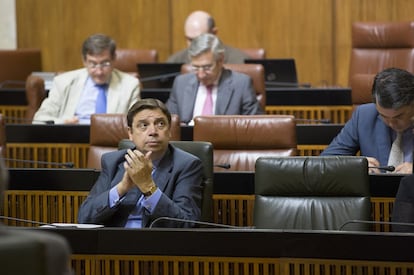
left=24, top=227, right=414, bottom=275
left=265, top=87, right=353, bottom=124
left=0, top=88, right=27, bottom=123
left=5, top=124, right=343, bottom=168
left=4, top=168, right=401, bottom=232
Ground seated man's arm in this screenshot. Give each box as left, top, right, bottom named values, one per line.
left=239, top=76, right=264, bottom=115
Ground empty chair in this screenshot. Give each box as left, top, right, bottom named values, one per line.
left=240, top=48, right=266, bottom=60
left=87, top=113, right=181, bottom=169
left=193, top=115, right=297, bottom=171
left=0, top=49, right=42, bottom=87
left=253, top=156, right=371, bottom=230
left=25, top=74, right=47, bottom=121
left=114, top=48, right=159, bottom=75
left=181, top=63, right=266, bottom=109
left=349, top=21, right=414, bottom=107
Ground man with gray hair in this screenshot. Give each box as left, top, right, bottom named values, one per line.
left=166, top=10, right=249, bottom=64
left=166, top=33, right=263, bottom=125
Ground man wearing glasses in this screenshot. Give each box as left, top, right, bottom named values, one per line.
left=166, top=33, right=263, bottom=125
left=33, top=33, right=140, bottom=124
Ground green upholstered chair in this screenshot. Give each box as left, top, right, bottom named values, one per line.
left=253, top=156, right=371, bottom=231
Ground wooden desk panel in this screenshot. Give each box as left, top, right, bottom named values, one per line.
left=4, top=167, right=401, bottom=230
left=266, top=105, right=353, bottom=124
left=34, top=228, right=414, bottom=275
left=2, top=192, right=395, bottom=232
left=4, top=124, right=343, bottom=168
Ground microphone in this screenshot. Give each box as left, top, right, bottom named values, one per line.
left=214, top=163, right=231, bottom=169
left=4, top=116, right=54, bottom=125
left=3, top=158, right=74, bottom=168
left=0, top=215, right=51, bottom=227
left=368, top=166, right=395, bottom=172
left=139, top=72, right=181, bottom=82
left=295, top=118, right=331, bottom=124
left=264, top=81, right=311, bottom=88
left=0, top=216, right=103, bottom=229
left=338, top=219, right=414, bottom=231
left=149, top=216, right=247, bottom=229
left=0, top=80, right=26, bottom=88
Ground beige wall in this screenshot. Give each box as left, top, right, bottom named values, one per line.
left=0, top=0, right=16, bottom=49
left=15, top=0, right=414, bottom=87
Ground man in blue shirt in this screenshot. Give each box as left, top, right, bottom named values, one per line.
left=33, top=34, right=140, bottom=124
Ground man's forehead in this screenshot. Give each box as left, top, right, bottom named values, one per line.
left=135, top=109, right=166, bottom=120
left=85, top=50, right=112, bottom=60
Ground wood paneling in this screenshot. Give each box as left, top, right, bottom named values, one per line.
left=333, top=0, right=414, bottom=86
left=16, top=0, right=172, bottom=71
left=15, top=0, right=414, bottom=87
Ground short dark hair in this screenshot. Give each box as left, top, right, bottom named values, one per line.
left=127, top=98, right=172, bottom=128
left=81, top=34, right=116, bottom=60
left=372, top=67, right=414, bottom=109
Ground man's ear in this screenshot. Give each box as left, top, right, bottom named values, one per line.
left=127, top=127, right=133, bottom=140
left=211, top=27, right=218, bottom=35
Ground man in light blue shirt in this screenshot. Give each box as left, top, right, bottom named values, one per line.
left=33, top=34, right=140, bottom=124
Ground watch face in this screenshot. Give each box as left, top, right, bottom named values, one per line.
left=144, top=185, right=157, bottom=197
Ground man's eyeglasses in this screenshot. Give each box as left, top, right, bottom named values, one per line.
left=86, top=61, right=112, bottom=70
left=191, top=62, right=216, bottom=73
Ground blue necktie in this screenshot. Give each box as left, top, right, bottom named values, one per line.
left=95, top=84, right=107, bottom=114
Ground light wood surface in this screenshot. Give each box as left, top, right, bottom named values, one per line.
left=15, top=0, right=414, bottom=87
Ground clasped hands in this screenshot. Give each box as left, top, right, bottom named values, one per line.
left=117, top=149, right=155, bottom=196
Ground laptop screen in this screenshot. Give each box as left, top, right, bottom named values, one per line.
left=136, top=63, right=183, bottom=89
left=245, top=58, right=298, bottom=87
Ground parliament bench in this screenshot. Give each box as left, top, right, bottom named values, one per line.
left=3, top=168, right=400, bottom=233
left=44, top=227, right=414, bottom=275
left=4, top=124, right=341, bottom=170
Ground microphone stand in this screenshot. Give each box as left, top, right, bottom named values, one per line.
left=3, top=158, right=74, bottom=168
left=139, top=72, right=181, bottom=82
left=149, top=216, right=243, bottom=229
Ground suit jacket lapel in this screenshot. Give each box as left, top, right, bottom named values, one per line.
left=182, top=76, right=199, bottom=121
left=64, top=69, right=88, bottom=116
left=375, top=114, right=393, bottom=165
left=152, top=147, right=173, bottom=192
left=106, top=70, right=122, bottom=113
left=215, top=69, right=234, bottom=115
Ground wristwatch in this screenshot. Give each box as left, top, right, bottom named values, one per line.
left=143, top=185, right=158, bottom=197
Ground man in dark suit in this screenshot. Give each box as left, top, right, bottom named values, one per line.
left=78, top=98, right=203, bottom=227
left=321, top=68, right=414, bottom=174
left=166, top=10, right=249, bottom=64
left=166, top=33, right=263, bottom=125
